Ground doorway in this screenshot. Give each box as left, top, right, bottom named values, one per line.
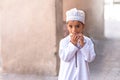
left=104, top=0, right=120, bottom=39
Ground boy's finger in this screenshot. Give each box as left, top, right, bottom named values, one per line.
left=79, top=33, right=83, bottom=37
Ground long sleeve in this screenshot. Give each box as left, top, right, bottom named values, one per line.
left=80, top=39, right=96, bottom=62
left=59, top=39, right=78, bottom=62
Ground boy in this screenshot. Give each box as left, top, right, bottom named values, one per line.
left=58, top=8, right=96, bottom=80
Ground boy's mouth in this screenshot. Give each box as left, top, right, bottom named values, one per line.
left=70, top=32, right=80, bottom=35
left=70, top=33, right=81, bottom=37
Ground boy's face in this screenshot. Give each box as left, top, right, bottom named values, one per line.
left=67, top=20, right=84, bottom=34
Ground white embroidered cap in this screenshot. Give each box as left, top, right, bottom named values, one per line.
left=66, top=8, right=85, bottom=24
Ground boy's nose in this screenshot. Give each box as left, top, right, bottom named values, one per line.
left=72, top=27, right=77, bottom=33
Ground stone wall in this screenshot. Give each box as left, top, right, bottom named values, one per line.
left=1, top=0, right=57, bottom=75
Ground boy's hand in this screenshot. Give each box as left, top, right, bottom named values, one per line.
left=78, top=33, right=85, bottom=47
left=70, top=33, right=79, bottom=45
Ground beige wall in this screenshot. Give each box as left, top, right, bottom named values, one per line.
left=1, top=0, right=57, bottom=75
left=63, top=0, right=104, bottom=39
left=0, top=4, right=1, bottom=68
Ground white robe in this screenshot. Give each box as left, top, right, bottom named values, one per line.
left=58, top=35, right=96, bottom=80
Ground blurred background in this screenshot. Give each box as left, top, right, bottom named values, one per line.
left=0, top=0, right=120, bottom=80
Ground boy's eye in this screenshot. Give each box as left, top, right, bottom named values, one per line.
left=69, top=25, right=72, bottom=28
left=76, top=25, right=80, bottom=28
